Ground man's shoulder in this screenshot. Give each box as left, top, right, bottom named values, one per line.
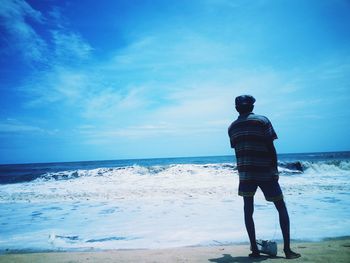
left=248, top=113, right=271, bottom=124
left=228, top=113, right=271, bottom=132
left=228, top=121, right=236, bottom=133
left=228, top=117, right=243, bottom=130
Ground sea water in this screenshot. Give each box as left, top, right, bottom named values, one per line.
left=0, top=152, right=349, bottom=252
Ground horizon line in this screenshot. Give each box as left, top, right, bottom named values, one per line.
left=1, top=150, right=350, bottom=166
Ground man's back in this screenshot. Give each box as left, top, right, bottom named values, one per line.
left=228, top=112, right=278, bottom=181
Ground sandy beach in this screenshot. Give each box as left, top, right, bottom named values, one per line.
left=1, top=238, right=349, bottom=263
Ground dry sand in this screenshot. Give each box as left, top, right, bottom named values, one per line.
left=0, top=238, right=349, bottom=263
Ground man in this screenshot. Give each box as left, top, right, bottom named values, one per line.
left=228, top=95, right=300, bottom=259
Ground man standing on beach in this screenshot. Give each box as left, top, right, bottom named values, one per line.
left=228, top=95, right=300, bottom=259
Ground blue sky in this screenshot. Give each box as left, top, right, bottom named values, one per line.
left=0, top=0, right=349, bottom=164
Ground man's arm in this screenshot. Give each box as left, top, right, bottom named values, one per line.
left=266, top=140, right=278, bottom=172
left=228, top=124, right=235, bottom=148
left=262, top=118, right=278, bottom=172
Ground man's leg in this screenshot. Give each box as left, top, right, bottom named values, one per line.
left=274, top=199, right=300, bottom=259
left=274, top=199, right=290, bottom=250
left=243, top=196, right=259, bottom=256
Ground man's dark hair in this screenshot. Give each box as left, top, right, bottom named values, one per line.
left=235, top=95, right=255, bottom=114
left=236, top=104, right=254, bottom=114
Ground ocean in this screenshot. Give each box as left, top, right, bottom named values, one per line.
left=0, top=152, right=349, bottom=253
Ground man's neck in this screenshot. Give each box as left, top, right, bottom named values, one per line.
left=239, top=112, right=253, bottom=117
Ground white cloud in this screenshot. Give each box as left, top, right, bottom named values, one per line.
left=22, top=67, right=86, bottom=106
left=0, top=119, right=43, bottom=133
left=109, top=33, right=246, bottom=73
left=77, top=121, right=227, bottom=146
left=0, top=0, right=47, bottom=61
left=0, top=0, right=93, bottom=64
left=52, top=30, right=93, bottom=61
left=22, top=64, right=153, bottom=121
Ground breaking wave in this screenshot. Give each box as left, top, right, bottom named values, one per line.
left=0, top=159, right=349, bottom=203
left=1, top=159, right=350, bottom=185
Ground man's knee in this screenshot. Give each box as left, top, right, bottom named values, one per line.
left=274, top=199, right=287, bottom=212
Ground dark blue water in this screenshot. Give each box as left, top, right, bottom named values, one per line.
left=0, top=151, right=349, bottom=185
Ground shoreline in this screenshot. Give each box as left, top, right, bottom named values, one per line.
left=1, top=237, right=349, bottom=263
left=2, top=236, right=349, bottom=254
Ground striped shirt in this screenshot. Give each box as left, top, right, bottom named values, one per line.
left=228, top=112, right=278, bottom=181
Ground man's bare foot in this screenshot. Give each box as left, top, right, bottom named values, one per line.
left=284, top=249, right=301, bottom=259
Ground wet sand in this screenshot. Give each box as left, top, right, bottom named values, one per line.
left=0, top=238, right=349, bottom=263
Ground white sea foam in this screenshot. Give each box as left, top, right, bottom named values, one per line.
left=0, top=161, right=349, bottom=252
left=0, top=163, right=238, bottom=203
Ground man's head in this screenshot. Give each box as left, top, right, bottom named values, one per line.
left=235, top=95, right=255, bottom=114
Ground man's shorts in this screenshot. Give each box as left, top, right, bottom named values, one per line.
left=238, top=180, right=283, bottom=202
